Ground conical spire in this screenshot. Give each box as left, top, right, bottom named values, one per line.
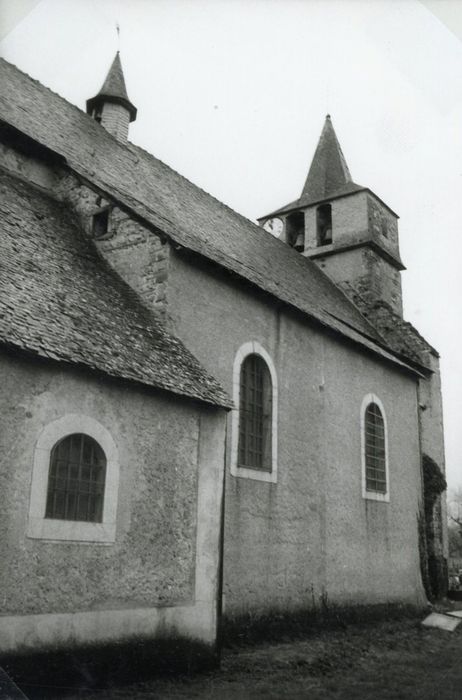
left=301, top=115, right=353, bottom=202
left=86, top=52, right=137, bottom=122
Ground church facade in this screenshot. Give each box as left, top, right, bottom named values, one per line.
left=0, top=54, right=446, bottom=656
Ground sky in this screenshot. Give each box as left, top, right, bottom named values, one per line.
left=1, top=0, right=461, bottom=490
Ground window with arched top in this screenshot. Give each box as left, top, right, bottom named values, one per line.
left=361, top=395, right=389, bottom=502
left=238, top=354, right=272, bottom=471
left=45, top=433, right=107, bottom=523
left=27, top=414, right=119, bottom=542
left=231, top=342, right=278, bottom=483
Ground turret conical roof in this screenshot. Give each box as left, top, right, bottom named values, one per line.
left=86, top=52, right=137, bottom=122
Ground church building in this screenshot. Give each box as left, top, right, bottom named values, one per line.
left=0, top=53, right=446, bottom=659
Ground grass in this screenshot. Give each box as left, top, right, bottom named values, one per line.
left=7, top=601, right=462, bottom=698
left=52, top=611, right=462, bottom=699
left=222, top=599, right=424, bottom=647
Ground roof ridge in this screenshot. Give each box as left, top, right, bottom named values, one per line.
left=79, top=159, right=386, bottom=336
left=0, top=61, right=269, bottom=235
left=0, top=57, right=138, bottom=147
left=0, top=57, right=95, bottom=127
left=1, top=57, right=426, bottom=375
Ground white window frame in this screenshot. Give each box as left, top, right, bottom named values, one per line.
left=361, top=393, right=390, bottom=503
left=230, top=341, right=278, bottom=483
left=27, top=414, right=120, bottom=543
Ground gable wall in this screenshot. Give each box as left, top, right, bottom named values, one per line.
left=167, top=253, right=425, bottom=616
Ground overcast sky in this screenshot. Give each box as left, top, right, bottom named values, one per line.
left=1, top=0, right=461, bottom=490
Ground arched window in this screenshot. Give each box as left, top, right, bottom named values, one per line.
left=238, top=355, right=272, bottom=471
left=231, top=342, right=278, bottom=483
left=361, top=395, right=389, bottom=502
left=45, top=434, right=107, bottom=523
left=27, top=414, right=119, bottom=542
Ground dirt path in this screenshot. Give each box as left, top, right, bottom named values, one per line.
left=22, top=616, right=462, bottom=699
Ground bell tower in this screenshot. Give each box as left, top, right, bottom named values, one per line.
left=86, top=52, right=137, bottom=143
left=259, top=116, right=405, bottom=316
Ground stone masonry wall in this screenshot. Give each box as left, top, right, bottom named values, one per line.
left=0, top=149, right=170, bottom=319
left=317, top=247, right=403, bottom=316
left=0, top=142, right=59, bottom=192
left=367, top=194, right=399, bottom=251
left=55, top=174, right=170, bottom=318
left=97, top=211, right=169, bottom=318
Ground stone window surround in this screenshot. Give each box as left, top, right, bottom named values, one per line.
left=27, top=414, right=120, bottom=544
left=230, top=341, right=278, bottom=483
left=360, top=393, right=390, bottom=503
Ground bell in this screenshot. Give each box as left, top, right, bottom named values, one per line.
left=294, top=232, right=305, bottom=251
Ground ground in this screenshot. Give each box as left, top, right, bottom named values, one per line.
left=18, top=609, right=462, bottom=699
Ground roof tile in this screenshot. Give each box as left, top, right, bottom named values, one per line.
left=0, top=171, right=231, bottom=408
left=0, top=59, right=425, bottom=374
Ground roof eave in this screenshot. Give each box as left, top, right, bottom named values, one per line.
left=259, top=187, right=399, bottom=222
left=0, top=340, right=232, bottom=411
left=86, top=94, right=137, bottom=122
left=306, top=239, right=406, bottom=271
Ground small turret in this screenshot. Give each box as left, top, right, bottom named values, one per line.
left=86, top=52, right=136, bottom=143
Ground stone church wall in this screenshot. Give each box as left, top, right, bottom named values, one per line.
left=0, top=351, right=225, bottom=652
left=315, top=247, right=403, bottom=316
left=166, top=253, right=426, bottom=617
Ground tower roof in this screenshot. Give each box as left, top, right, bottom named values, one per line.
left=301, top=115, right=357, bottom=202
left=86, top=52, right=137, bottom=122
left=260, top=115, right=364, bottom=219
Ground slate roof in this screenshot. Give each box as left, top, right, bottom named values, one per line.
left=301, top=115, right=360, bottom=202
left=0, top=170, right=231, bottom=408
left=86, top=52, right=137, bottom=121
left=261, top=115, right=366, bottom=219
left=338, top=280, right=437, bottom=365
left=0, top=58, right=424, bottom=375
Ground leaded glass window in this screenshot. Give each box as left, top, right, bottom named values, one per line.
left=238, top=354, right=272, bottom=471
left=45, top=433, right=106, bottom=522
left=364, top=402, right=386, bottom=493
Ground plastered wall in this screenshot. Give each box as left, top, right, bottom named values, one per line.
left=167, top=254, right=426, bottom=616
left=0, top=142, right=427, bottom=623
left=0, top=352, right=226, bottom=650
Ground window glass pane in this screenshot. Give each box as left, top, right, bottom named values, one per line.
left=364, top=402, right=386, bottom=494
left=45, top=433, right=107, bottom=522
left=238, top=355, right=272, bottom=471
